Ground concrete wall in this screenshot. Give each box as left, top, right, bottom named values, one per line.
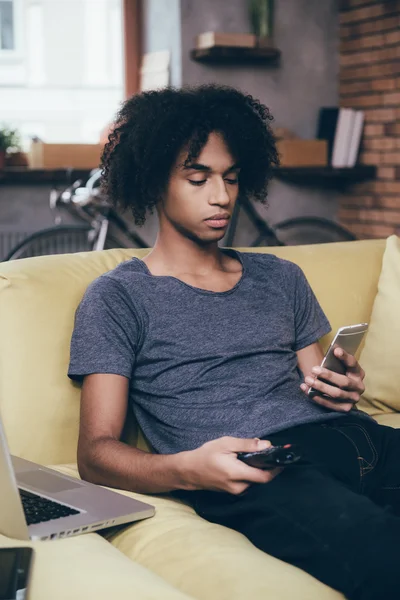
left=129, top=0, right=184, bottom=244
left=180, top=0, right=340, bottom=245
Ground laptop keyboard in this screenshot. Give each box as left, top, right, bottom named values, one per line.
left=19, top=489, right=80, bottom=525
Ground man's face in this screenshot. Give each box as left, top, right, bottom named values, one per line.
left=158, top=132, right=240, bottom=244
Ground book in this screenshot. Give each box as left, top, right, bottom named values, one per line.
left=331, top=108, right=355, bottom=169
left=331, top=108, right=356, bottom=168
left=347, top=110, right=365, bottom=167
left=317, top=107, right=364, bottom=167
left=316, top=107, right=339, bottom=162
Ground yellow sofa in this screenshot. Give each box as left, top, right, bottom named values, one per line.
left=0, top=239, right=398, bottom=600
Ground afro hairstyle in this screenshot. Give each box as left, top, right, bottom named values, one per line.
left=100, top=84, right=279, bottom=225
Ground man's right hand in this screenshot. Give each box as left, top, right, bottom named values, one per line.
left=79, top=375, right=281, bottom=495
left=177, top=436, right=282, bottom=495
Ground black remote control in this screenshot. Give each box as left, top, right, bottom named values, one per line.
left=237, top=444, right=302, bottom=470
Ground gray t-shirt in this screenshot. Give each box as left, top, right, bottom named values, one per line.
left=68, top=250, right=345, bottom=454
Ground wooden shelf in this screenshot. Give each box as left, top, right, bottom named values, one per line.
left=273, top=165, right=377, bottom=186
left=190, top=45, right=280, bottom=65
left=0, top=166, right=377, bottom=189
left=0, top=167, right=93, bottom=185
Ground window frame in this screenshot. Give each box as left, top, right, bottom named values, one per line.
left=0, top=0, right=24, bottom=61
left=123, top=0, right=142, bottom=97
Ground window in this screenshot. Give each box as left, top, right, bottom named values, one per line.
left=0, top=1, right=14, bottom=50
left=0, top=0, right=125, bottom=143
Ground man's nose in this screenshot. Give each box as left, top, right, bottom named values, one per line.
left=209, top=178, right=230, bottom=205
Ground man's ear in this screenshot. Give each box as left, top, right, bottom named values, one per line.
left=155, top=197, right=164, bottom=215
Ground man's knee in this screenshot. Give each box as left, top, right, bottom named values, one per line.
left=342, top=514, right=400, bottom=600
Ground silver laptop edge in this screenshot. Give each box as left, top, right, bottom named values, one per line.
left=0, top=417, right=155, bottom=541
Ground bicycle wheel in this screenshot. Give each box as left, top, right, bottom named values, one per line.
left=4, top=225, right=94, bottom=260
left=272, top=217, right=357, bottom=246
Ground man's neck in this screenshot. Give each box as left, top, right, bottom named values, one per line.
left=144, top=235, right=226, bottom=277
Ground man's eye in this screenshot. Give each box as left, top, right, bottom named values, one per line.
left=188, top=179, right=207, bottom=186
left=225, top=178, right=238, bottom=185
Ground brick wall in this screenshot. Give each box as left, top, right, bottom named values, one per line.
left=338, top=0, right=400, bottom=239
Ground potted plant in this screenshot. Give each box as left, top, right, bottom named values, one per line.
left=249, top=0, right=274, bottom=39
left=0, top=126, right=23, bottom=170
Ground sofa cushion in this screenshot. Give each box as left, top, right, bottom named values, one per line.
left=0, top=248, right=150, bottom=465
left=358, top=235, right=400, bottom=414
left=374, top=412, right=400, bottom=429
left=0, top=239, right=385, bottom=465
left=54, top=464, right=341, bottom=600
left=0, top=529, right=193, bottom=600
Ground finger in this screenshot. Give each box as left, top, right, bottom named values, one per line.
left=301, top=382, right=356, bottom=411
left=346, top=371, right=366, bottom=394
left=266, top=467, right=283, bottom=481
left=301, top=380, right=356, bottom=410
left=304, top=375, right=360, bottom=403
left=219, top=436, right=271, bottom=453
left=309, top=394, right=354, bottom=413
left=311, top=367, right=363, bottom=392
left=228, top=482, right=250, bottom=495
left=236, top=464, right=283, bottom=485
left=333, top=347, right=362, bottom=374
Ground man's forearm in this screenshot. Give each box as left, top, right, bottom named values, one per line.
left=78, top=437, right=187, bottom=494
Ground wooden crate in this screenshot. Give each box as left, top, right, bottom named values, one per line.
left=276, top=140, right=328, bottom=167
left=28, top=141, right=102, bottom=169
left=195, top=32, right=257, bottom=49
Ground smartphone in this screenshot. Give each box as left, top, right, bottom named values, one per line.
left=237, top=444, right=302, bottom=470
left=0, top=547, right=34, bottom=600
left=307, top=322, right=368, bottom=399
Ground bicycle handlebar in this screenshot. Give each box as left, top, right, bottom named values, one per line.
left=85, top=169, right=102, bottom=194
left=49, top=168, right=104, bottom=212
left=49, top=179, right=82, bottom=210
left=71, top=169, right=106, bottom=207
left=48, top=169, right=113, bottom=232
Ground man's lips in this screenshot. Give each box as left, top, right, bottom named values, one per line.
left=205, top=214, right=230, bottom=228
left=205, top=217, right=230, bottom=228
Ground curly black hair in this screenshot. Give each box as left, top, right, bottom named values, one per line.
left=101, top=84, right=279, bottom=226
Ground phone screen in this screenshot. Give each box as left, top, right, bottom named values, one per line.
left=0, top=548, right=33, bottom=600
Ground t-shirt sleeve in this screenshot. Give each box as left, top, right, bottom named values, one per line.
left=68, top=275, right=139, bottom=381
left=287, top=262, right=331, bottom=351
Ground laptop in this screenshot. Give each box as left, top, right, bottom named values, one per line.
left=0, top=418, right=155, bottom=541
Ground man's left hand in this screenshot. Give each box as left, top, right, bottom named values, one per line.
left=300, top=347, right=366, bottom=413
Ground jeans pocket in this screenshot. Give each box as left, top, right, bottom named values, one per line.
left=334, top=423, right=379, bottom=477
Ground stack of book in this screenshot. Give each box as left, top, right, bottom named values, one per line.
left=317, top=107, right=365, bottom=168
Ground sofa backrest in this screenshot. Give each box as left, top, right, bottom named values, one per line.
left=0, top=239, right=386, bottom=465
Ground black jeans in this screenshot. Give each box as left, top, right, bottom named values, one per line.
left=177, top=414, right=400, bottom=600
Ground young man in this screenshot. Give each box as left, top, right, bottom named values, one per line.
left=69, top=85, right=400, bottom=600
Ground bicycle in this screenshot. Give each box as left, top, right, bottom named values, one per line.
left=4, top=170, right=149, bottom=260
left=224, top=195, right=356, bottom=247
left=4, top=170, right=357, bottom=261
